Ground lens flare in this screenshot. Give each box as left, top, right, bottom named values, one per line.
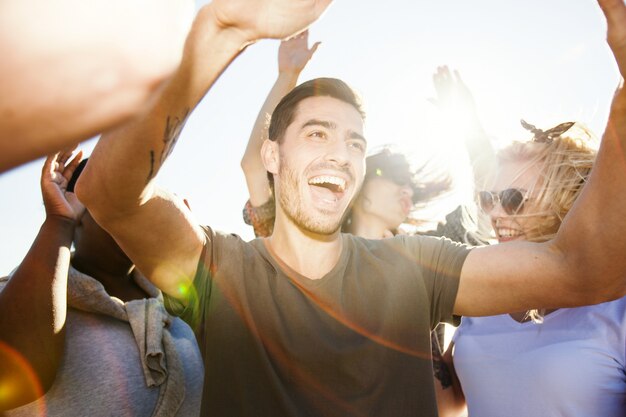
left=0, top=341, right=46, bottom=413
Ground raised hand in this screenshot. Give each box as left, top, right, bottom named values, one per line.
left=430, top=66, right=477, bottom=116
left=598, top=0, right=626, bottom=78
left=210, top=0, right=333, bottom=42
left=429, top=65, right=495, bottom=194
left=41, top=150, right=85, bottom=222
left=278, top=30, right=321, bottom=75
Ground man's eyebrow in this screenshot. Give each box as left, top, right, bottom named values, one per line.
left=301, top=119, right=336, bottom=130
left=301, top=119, right=366, bottom=143
left=349, top=131, right=367, bottom=143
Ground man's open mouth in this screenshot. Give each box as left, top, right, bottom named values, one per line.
left=308, top=175, right=347, bottom=193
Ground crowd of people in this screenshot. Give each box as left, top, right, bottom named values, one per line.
left=1, top=0, right=625, bottom=416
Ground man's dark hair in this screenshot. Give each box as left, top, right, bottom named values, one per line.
left=266, top=78, right=364, bottom=190
left=268, top=78, right=365, bottom=143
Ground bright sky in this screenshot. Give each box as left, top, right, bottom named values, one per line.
left=0, top=0, right=619, bottom=274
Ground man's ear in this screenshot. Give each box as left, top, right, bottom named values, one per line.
left=261, top=139, right=279, bottom=175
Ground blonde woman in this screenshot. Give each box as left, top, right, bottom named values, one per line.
left=446, top=121, right=626, bottom=417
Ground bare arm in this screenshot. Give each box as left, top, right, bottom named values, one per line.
left=0, top=0, right=194, bottom=173
left=454, top=0, right=626, bottom=317
left=0, top=151, right=83, bottom=409
left=435, top=341, right=467, bottom=417
left=76, top=0, right=332, bottom=302
left=241, top=31, right=320, bottom=206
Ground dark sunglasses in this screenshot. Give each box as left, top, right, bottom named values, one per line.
left=478, top=188, right=528, bottom=215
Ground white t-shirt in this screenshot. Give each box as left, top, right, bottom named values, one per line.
left=453, top=297, right=626, bottom=417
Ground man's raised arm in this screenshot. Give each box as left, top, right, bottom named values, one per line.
left=0, top=0, right=195, bottom=173
left=454, top=0, right=626, bottom=317
left=76, top=0, right=332, bottom=301
left=241, top=31, right=320, bottom=208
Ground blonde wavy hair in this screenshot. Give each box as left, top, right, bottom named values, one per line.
left=495, top=121, right=598, bottom=321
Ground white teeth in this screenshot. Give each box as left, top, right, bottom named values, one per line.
left=308, top=176, right=346, bottom=192
left=498, top=228, right=521, bottom=238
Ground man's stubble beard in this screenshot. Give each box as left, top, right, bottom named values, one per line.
left=277, top=156, right=349, bottom=236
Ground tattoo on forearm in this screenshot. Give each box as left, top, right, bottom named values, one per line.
left=147, top=150, right=155, bottom=184
left=160, top=108, right=190, bottom=165
left=145, top=108, right=190, bottom=183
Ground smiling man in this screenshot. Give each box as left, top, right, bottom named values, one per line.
left=77, top=0, right=626, bottom=416
left=264, top=87, right=366, bottom=236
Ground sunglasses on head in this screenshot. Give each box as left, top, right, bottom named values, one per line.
left=478, top=188, right=528, bottom=215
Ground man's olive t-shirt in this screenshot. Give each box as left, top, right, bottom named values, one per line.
left=165, top=227, right=470, bottom=417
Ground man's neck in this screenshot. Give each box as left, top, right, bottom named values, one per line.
left=268, top=221, right=343, bottom=280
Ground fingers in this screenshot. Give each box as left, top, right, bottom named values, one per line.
left=310, top=41, right=321, bottom=55
left=435, top=65, right=450, bottom=76
left=41, top=152, right=59, bottom=177
left=432, top=65, right=453, bottom=94
left=598, top=0, right=626, bottom=78
left=63, top=150, right=84, bottom=182
left=41, top=149, right=83, bottom=186
left=434, top=66, right=467, bottom=90
left=454, top=69, right=463, bottom=83
left=281, top=30, right=318, bottom=54
left=432, top=67, right=441, bottom=84
left=279, top=28, right=320, bottom=72
left=430, top=65, right=476, bottom=112
left=453, top=69, right=471, bottom=92
left=57, top=146, right=77, bottom=165
left=433, top=66, right=452, bottom=83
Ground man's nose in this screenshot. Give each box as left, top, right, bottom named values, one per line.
left=324, top=139, right=351, bottom=165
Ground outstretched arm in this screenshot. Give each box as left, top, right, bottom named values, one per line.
left=241, top=31, right=320, bottom=206
left=0, top=151, right=83, bottom=409
left=0, top=0, right=195, bottom=173
left=77, top=0, right=332, bottom=302
left=431, top=66, right=496, bottom=188
left=454, top=0, right=626, bottom=316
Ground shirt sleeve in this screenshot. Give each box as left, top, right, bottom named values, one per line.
left=163, top=226, right=214, bottom=333
left=410, top=235, right=471, bottom=329
left=242, top=198, right=276, bottom=238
